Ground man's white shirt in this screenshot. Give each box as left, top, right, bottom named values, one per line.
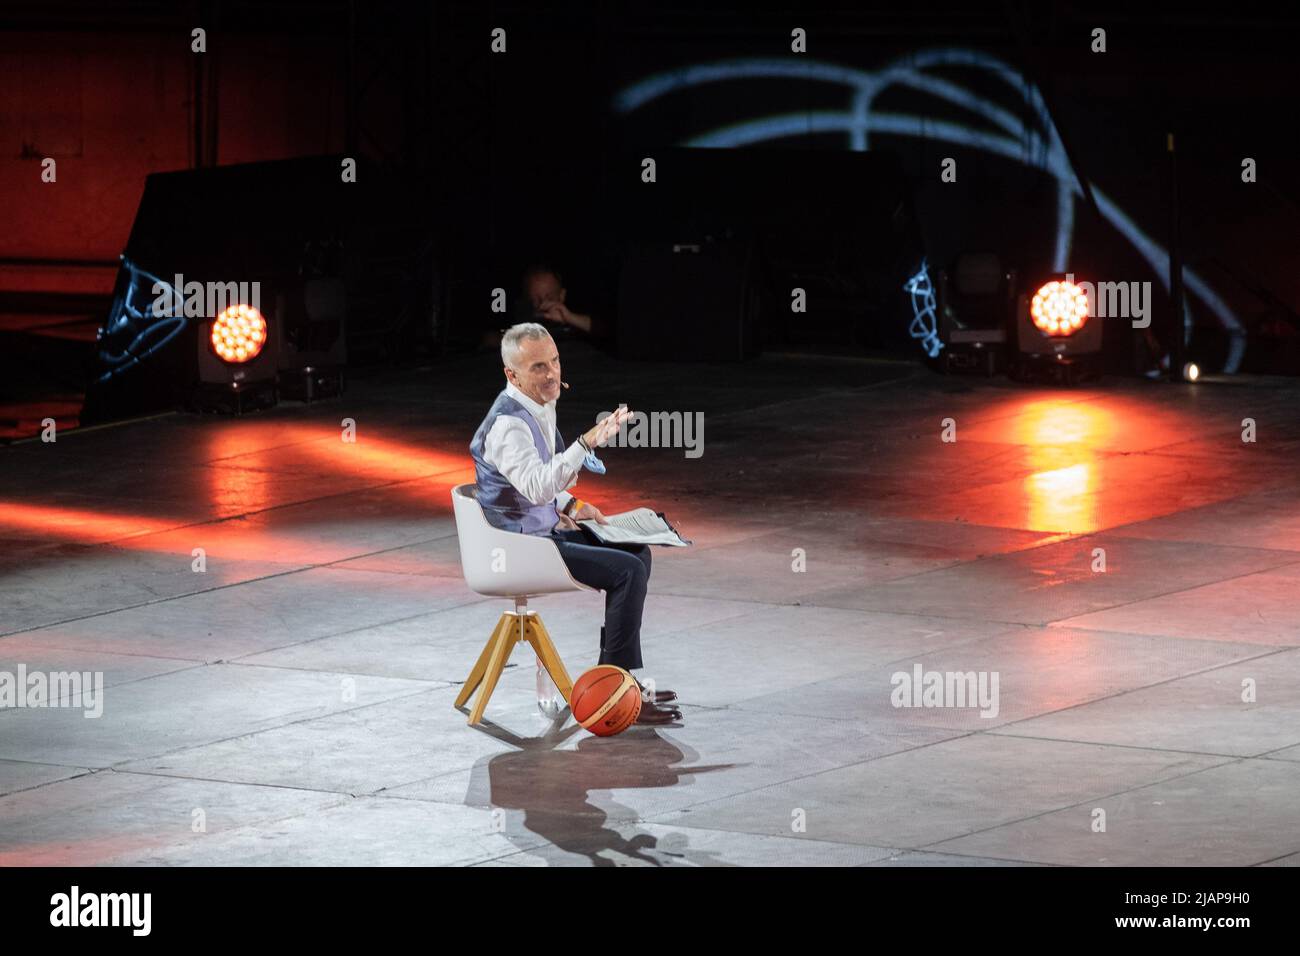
left=482, top=382, right=587, bottom=511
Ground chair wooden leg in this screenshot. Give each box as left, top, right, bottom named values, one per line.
left=467, top=613, right=521, bottom=725
left=454, top=613, right=512, bottom=709
left=526, top=614, right=574, bottom=704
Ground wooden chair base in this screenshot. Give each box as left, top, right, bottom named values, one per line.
left=454, top=610, right=574, bottom=725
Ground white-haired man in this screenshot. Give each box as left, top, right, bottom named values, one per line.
left=468, top=323, right=681, bottom=724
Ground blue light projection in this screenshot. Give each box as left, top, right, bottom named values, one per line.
left=904, top=259, right=943, bottom=358
left=614, top=50, right=1244, bottom=371
left=96, top=256, right=187, bottom=383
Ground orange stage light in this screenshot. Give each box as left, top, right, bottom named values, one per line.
left=1029, top=280, right=1089, bottom=336
left=210, top=305, right=267, bottom=363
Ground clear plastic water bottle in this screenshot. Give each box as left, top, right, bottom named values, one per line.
left=536, top=658, right=565, bottom=717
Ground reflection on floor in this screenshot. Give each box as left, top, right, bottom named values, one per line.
left=2, top=343, right=1299, bottom=866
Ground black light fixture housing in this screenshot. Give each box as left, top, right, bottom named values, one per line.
left=1011, top=274, right=1104, bottom=385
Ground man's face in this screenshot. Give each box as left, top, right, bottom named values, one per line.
left=526, top=272, right=566, bottom=312
left=505, top=334, right=562, bottom=405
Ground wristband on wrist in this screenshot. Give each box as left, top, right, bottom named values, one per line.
left=577, top=433, right=592, bottom=452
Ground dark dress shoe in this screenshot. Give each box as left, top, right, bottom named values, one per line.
left=635, top=678, right=678, bottom=704
left=635, top=702, right=683, bottom=725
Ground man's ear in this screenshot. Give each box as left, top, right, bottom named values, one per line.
left=558, top=287, right=567, bottom=304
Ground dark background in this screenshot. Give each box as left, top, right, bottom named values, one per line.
left=2, top=0, right=1298, bottom=423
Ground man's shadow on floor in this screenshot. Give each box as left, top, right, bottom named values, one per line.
left=462, top=711, right=738, bottom=866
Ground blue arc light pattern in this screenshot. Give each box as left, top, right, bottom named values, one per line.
left=614, top=50, right=1245, bottom=371
left=96, top=257, right=187, bottom=383
left=904, top=260, right=943, bottom=358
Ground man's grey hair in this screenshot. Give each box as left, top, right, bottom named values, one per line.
left=501, top=322, right=552, bottom=369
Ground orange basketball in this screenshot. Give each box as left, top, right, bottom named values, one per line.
left=571, top=665, right=641, bottom=736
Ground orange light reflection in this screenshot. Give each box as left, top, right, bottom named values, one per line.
left=0, top=428, right=639, bottom=567
left=1016, top=400, right=1104, bottom=534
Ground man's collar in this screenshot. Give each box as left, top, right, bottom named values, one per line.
left=505, top=381, right=553, bottom=418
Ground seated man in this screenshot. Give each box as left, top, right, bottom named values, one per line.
left=469, top=322, right=681, bottom=725
left=513, top=264, right=609, bottom=341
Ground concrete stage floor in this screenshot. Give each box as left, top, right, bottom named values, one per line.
left=3, top=341, right=1299, bottom=867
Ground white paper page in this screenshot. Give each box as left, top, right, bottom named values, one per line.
left=578, top=508, right=690, bottom=547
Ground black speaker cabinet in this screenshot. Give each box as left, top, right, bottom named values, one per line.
left=616, top=235, right=761, bottom=362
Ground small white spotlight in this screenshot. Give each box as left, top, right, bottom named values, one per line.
left=1183, top=362, right=1200, bottom=382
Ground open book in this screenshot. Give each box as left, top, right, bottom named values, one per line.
left=579, top=508, right=692, bottom=547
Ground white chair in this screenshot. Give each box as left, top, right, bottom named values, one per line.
left=450, top=483, right=594, bottom=725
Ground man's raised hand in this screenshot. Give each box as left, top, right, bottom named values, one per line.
left=540, top=301, right=572, bottom=326
left=583, top=406, right=632, bottom=449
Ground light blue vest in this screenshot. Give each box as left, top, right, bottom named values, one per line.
left=469, top=391, right=564, bottom=535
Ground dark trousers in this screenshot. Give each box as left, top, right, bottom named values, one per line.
left=549, top=528, right=652, bottom=670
